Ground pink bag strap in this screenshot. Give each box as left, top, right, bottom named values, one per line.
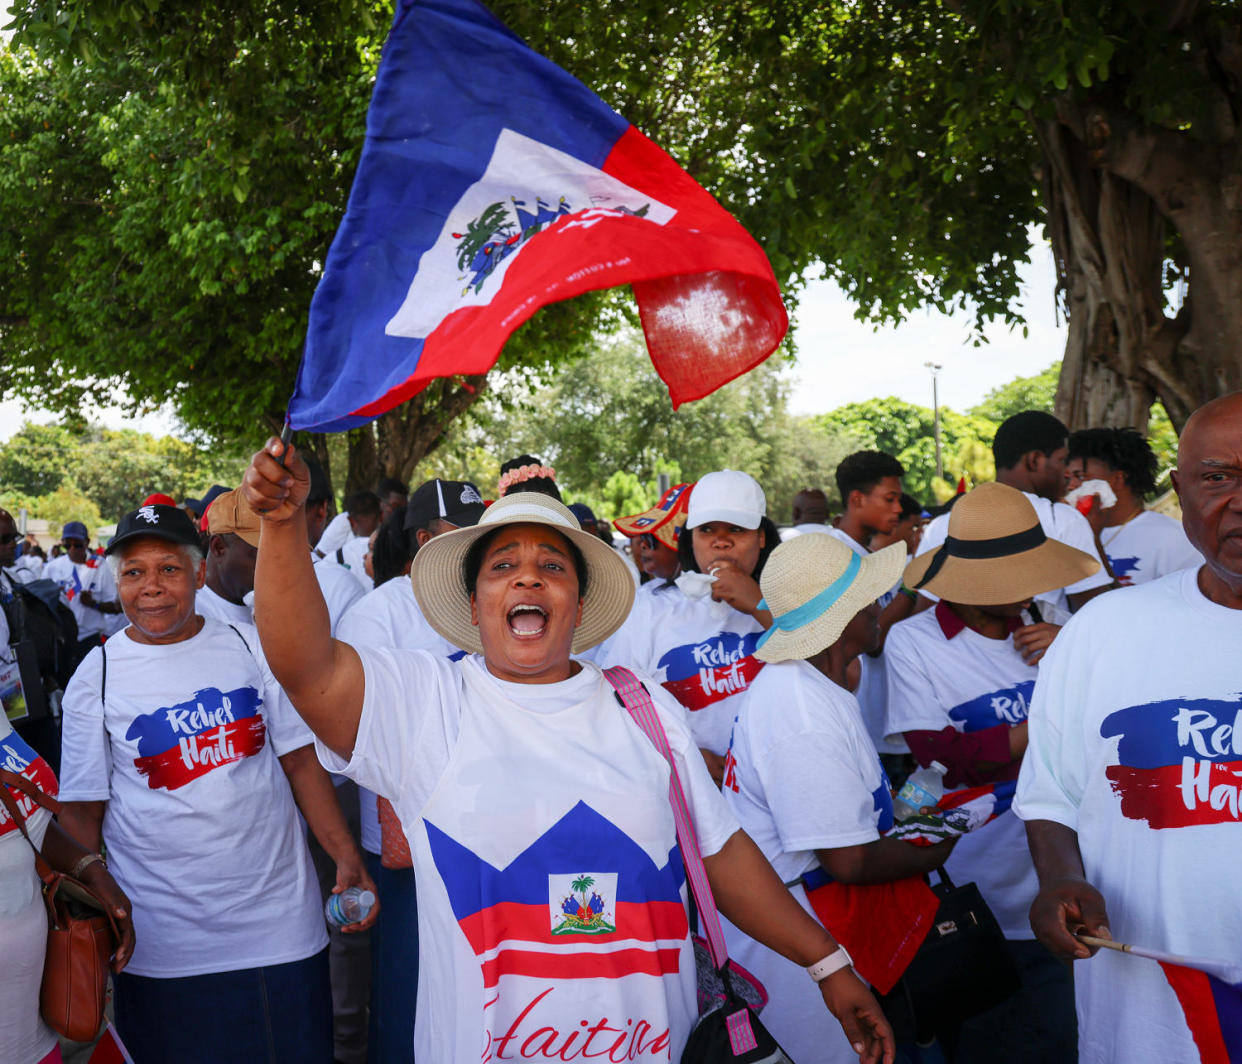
left=603, top=666, right=730, bottom=970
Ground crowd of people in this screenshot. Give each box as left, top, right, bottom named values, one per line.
left=0, top=395, right=1235, bottom=1064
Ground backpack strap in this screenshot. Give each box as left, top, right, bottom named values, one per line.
left=602, top=665, right=731, bottom=971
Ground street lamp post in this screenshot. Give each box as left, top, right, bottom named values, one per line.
left=924, top=362, right=943, bottom=480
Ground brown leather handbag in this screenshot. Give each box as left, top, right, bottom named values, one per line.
left=1, top=768, right=120, bottom=1042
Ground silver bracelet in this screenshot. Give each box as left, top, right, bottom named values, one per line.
left=70, top=852, right=107, bottom=879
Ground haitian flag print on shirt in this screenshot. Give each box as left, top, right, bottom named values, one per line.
left=1107, top=553, right=1142, bottom=585
left=425, top=801, right=688, bottom=991
left=1101, top=692, right=1242, bottom=829
left=948, top=679, right=1034, bottom=732
left=288, top=0, right=788, bottom=433
left=125, top=686, right=266, bottom=791
left=0, top=726, right=58, bottom=839
left=657, top=631, right=764, bottom=712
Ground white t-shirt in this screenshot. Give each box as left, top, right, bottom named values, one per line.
left=918, top=491, right=1110, bottom=614
left=1098, top=509, right=1202, bottom=586
left=58, top=619, right=327, bottom=977
left=885, top=608, right=1039, bottom=938
left=1015, top=569, right=1242, bottom=1064
left=45, top=554, right=118, bottom=639
left=780, top=522, right=832, bottom=542
left=317, top=652, right=738, bottom=1062
left=314, top=552, right=367, bottom=635
left=720, top=660, right=892, bottom=1063
left=196, top=583, right=253, bottom=626
left=0, top=719, right=58, bottom=1064
left=314, top=511, right=353, bottom=558
left=338, top=535, right=373, bottom=592
left=590, top=590, right=765, bottom=755
left=4, top=561, right=38, bottom=585
left=337, top=576, right=466, bottom=854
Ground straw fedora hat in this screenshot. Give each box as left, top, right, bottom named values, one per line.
left=410, top=491, right=635, bottom=655
left=902, top=482, right=1099, bottom=605
left=754, top=535, right=908, bottom=663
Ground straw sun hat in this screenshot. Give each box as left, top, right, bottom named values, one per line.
left=902, top=482, right=1099, bottom=605
left=410, top=491, right=635, bottom=655
left=754, top=535, right=908, bottom=664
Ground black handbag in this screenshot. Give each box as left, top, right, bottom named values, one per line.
left=877, top=869, right=1021, bottom=1043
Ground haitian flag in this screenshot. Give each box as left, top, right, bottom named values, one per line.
left=1159, top=956, right=1242, bottom=1064
left=287, top=0, right=788, bottom=432
left=888, top=779, right=1016, bottom=846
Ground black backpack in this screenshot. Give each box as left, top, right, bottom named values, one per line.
left=2, top=577, right=79, bottom=694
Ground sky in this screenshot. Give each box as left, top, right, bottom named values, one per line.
left=0, top=240, right=1066, bottom=444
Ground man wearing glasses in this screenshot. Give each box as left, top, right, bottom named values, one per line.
left=44, top=520, right=122, bottom=667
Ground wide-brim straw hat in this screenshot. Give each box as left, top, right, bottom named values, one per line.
left=902, top=482, right=1100, bottom=605
left=410, top=491, right=635, bottom=655
left=754, top=535, right=908, bottom=663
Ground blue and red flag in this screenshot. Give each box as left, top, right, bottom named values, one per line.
left=1159, top=956, right=1242, bottom=1063
left=288, top=0, right=788, bottom=432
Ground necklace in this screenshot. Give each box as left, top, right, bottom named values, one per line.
left=1101, top=507, right=1144, bottom=549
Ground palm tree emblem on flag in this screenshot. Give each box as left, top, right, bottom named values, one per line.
left=550, top=872, right=617, bottom=935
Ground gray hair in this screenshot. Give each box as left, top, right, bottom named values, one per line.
left=106, top=542, right=204, bottom=580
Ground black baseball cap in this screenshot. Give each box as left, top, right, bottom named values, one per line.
left=107, top=505, right=202, bottom=555
left=405, top=479, right=486, bottom=531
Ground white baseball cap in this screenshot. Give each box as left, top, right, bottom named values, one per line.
left=685, top=470, right=766, bottom=530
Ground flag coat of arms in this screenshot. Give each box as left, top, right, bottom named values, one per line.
left=288, top=0, right=788, bottom=432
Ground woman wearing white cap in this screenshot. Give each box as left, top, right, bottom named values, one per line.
left=591, top=470, right=778, bottom=783
left=721, top=533, right=957, bottom=1063
left=242, top=441, right=895, bottom=1064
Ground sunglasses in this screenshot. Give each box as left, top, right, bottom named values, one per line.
left=0, top=532, right=20, bottom=545
left=62, top=540, right=86, bottom=549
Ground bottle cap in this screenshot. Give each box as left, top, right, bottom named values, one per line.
left=930, top=761, right=947, bottom=774
left=360, top=890, right=376, bottom=907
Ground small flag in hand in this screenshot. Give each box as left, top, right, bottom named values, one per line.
left=288, top=0, right=788, bottom=433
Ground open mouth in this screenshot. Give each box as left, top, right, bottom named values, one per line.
left=507, top=603, right=548, bottom=637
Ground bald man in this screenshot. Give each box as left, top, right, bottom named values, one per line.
left=1014, top=392, right=1242, bottom=1063
left=781, top=488, right=832, bottom=541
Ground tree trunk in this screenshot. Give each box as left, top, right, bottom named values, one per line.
left=341, top=374, right=489, bottom=496
left=1038, top=95, right=1242, bottom=433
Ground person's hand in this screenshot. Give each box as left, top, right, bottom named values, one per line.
left=819, top=968, right=896, bottom=1064
left=700, top=748, right=726, bottom=787
left=332, top=851, right=380, bottom=933
left=707, top=560, right=762, bottom=615
left=79, top=590, right=97, bottom=609
left=1077, top=493, right=1109, bottom=536
left=81, top=861, right=136, bottom=972
left=1029, top=875, right=1110, bottom=961
left=1013, top=622, right=1061, bottom=665
left=243, top=438, right=310, bottom=524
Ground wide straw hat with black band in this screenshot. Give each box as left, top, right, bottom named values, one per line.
left=902, top=482, right=1100, bottom=605
left=410, top=491, right=635, bottom=655
left=754, top=535, right=908, bottom=663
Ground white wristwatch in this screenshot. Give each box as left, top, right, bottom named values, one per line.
left=806, top=946, right=853, bottom=983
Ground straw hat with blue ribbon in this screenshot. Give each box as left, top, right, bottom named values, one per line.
left=902, top=482, right=1099, bottom=605
left=754, top=535, right=908, bottom=663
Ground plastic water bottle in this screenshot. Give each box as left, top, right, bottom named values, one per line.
left=325, top=887, right=375, bottom=928
left=893, top=761, right=948, bottom=821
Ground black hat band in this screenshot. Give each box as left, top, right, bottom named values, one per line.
left=913, top=523, right=1047, bottom=589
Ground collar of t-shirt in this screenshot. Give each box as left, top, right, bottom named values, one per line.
left=934, top=599, right=1023, bottom=640
left=468, top=655, right=603, bottom=715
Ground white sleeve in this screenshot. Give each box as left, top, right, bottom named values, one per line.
left=315, top=564, right=367, bottom=635
left=337, top=591, right=389, bottom=649
left=244, top=631, right=315, bottom=756
left=762, top=728, right=881, bottom=852
left=315, top=648, right=459, bottom=807
left=57, top=649, right=113, bottom=801
left=646, top=679, right=739, bottom=858
left=314, top=512, right=353, bottom=557
left=1054, top=504, right=1112, bottom=594
left=916, top=514, right=947, bottom=557
left=1013, top=616, right=1091, bottom=829
left=581, top=590, right=655, bottom=669
left=883, top=623, right=945, bottom=736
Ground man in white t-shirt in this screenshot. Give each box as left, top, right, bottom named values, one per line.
left=303, top=458, right=366, bottom=632
left=918, top=411, right=1114, bottom=618
left=1016, top=392, right=1242, bottom=1064
left=56, top=503, right=376, bottom=1063
left=336, top=476, right=484, bottom=1064
left=1066, top=426, right=1202, bottom=585
left=780, top=487, right=833, bottom=540
left=44, top=519, right=123, bottom=665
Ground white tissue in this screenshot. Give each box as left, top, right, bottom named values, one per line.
left=675, top=570, right=717, bottom=599
left=1064, top=479, right=1118, bottom=510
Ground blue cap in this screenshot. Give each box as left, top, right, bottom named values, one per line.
left=568, top=503, right=598, bottom=527
left=61, top=521, right=89, bottom=543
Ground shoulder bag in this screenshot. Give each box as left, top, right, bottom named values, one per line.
left=0, top=768, right=120, bottom=1042
left=603, top=666, right=794, bottom=1064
